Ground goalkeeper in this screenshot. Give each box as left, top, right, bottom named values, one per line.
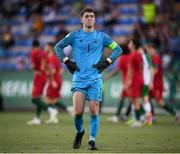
left=54, top=7, right=122, bottom=150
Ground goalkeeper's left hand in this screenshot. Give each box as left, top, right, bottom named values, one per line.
left=93, top=58, right=112, bottom=73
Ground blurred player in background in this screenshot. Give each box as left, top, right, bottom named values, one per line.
left=105, top=44, right=131, bottom=122
left=146, top=43, right=180, bottom=123
left=139, top=46, right=153, bottom=126
left=54, top=8, right=122, bottom=150
left=125, top=39, right=144, bottom=127
left=27, top=40, right=48, bottom=125
left=44, top=42, right=64, bottom=124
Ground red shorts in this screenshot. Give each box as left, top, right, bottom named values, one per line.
left=121, top=89, right=129, bottom=97
left=32, top=73, right=46, bottom=98
left=46, top=76, right=62, bottom=99
left=150, top=88, right=163, bottom=101
left=128, top=79, right=143, bottom=98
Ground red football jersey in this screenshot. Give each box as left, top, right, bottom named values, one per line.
left=30, top=49, right=47, bottom=72
left=151, top=53, right=164, bottom=90
left=117, top=54, right=129, bottom=83
left=47, top=53, right=62, bottom=77
left=128, top=51, right=143, bottom=82
left=128, top=51, right=143, bottom=97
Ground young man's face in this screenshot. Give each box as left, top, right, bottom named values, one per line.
left=128, top=40, right=134, bottom=51
left=44, top=45, right=52, bottom=54
left=81, top=12, right=95, bottom=29
left=148, top=46, right=155, bottom=56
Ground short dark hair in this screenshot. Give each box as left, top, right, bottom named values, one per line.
left=121, top=44, right=129, bottom=55
left=130, top=39, right=141, bottom=49
left=47, top=42, right=54, bottom=47
left=80, top=8, right=95, bottom=16
left=32, top=39, right=39, bottom=47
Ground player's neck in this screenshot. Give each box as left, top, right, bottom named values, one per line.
left=48, top=51, right=53, bottom=56
left=83, top=26, right=94, bottom=33
left=33, top=47, right=40, bottom=50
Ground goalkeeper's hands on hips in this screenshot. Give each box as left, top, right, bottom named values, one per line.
left=63, top=57, right=80, bottom=74
left=93, top=58, right=112, bottom=73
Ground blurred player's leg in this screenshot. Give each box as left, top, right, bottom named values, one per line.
left=130, top=98, right=144, bottom=127
left=27, top=68, right=47, bottom=125
left=55, top=101, right=67, bottom=112
left=141, top=86, right=152, bottom=126
left=45, top=104, right=59, bottom=124
left=153, top=89, right=180, bottom=123
left=128, top=84, right=144, bottom=127
left=125, top=102, right=132, bottom=117
left=116, top=97, right=125, bottom=118
left=108, top=97, right=125, bottom=123
left=45, top=99, right=59, bottom=124
left=27, top=97, right=47, bottom=125
left=45, top=77, right=62, bottom=124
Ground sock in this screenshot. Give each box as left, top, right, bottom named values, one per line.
left=126, top=103, right=132, bottom=116
left=135, top=109, right=141, bottom=121
left=55, top=101, right=67, bottom=111
left=89, top=115, right=99, bottom=141
left=32, top=98, right=42, bottom=117
left=33, top=98, right=47, bottom=110
left=47, top=104, right=57, bottom=113
left=32, top=98, right=47, bottom=117
left=74, top=115, right=84, bottom=133
left=163, top=104, right=175, bottom=116
left=143, top=102, right=151, bottom=114
left=116, top=99, right=124, bottom=116
left=47, top=104, right=54, bottom=108
left=139, top=105, right=145, bottom=115
left=131, top=104, right=135, bottom=119
left=150, top=101, right=155, bottom=116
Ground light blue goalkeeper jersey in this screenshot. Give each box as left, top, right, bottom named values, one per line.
left=54, top=29, right=122, bottom=81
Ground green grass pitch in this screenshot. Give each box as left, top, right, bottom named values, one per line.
left=0, top=112, right=180, bottom=153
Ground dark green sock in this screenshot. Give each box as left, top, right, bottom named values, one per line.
left=116, top=99, right=124, bottom=116
left=38, top=98, right=47, bottom=111
left=150, top=101, right=155, bottom=116
left=32, top=98, right=42, bottom=117
left=163, top=104, right=175, bottom=116
left=32, top=98, right=47, bottom=117
left=47, top=104, right=54, bottom=107
left=55, top=101, right=67, bottom=111
left=135, top=109, right=141, bottom=121
left=126, top=103, right=131, bottom=116
left=140, top=105, right=145, bottom=115
left=47, top=104, right=57, bottom=109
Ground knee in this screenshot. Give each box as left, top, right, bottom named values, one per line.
left=89, top=104, right=99, bottom=115
left=32, top=98, right=38, bottom=104
left=158, top=100, right=164, bottom=107
left=74, top=113, right=83, bottom=117
left=74, top=109, right=83, bottom=116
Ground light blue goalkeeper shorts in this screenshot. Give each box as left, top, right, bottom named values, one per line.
left=71, top=78, right=103, bottom=102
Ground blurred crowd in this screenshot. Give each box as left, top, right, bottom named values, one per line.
left=0, top=0, right=179, bottom=76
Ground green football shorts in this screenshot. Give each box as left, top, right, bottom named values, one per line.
left=141, top=85, right=149, bottom=97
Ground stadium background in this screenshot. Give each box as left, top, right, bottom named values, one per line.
left=0, top=0, right=180, bottom=112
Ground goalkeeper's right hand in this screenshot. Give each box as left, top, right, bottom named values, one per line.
left=63, top=57, right=80, bottom=74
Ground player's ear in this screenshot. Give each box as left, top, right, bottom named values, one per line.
left=81, top=17, right=83, bottom=24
